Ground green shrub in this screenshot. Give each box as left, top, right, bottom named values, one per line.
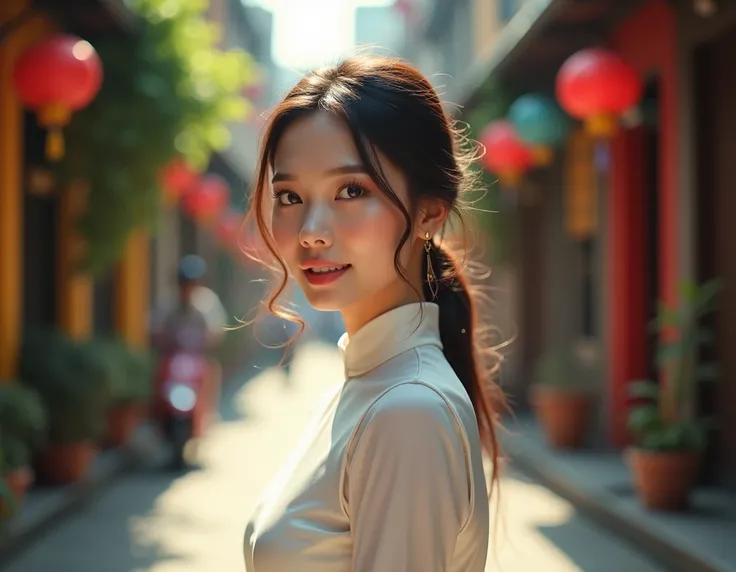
left=0, top=383, right=47, bottom=453
left=91, top=338, right=154, bottom=407
left=20, top=330, right=112, bottom=445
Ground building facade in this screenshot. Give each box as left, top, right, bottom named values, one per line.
left=445, top=0, right=736, bottom=493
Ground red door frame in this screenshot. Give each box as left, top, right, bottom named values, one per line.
left=607, top=0, right=679, bottom=447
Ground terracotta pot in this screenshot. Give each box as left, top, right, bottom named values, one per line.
left=627, top=448, right=701, bottom=511
left=36, top=442, right=98, bottom=485
left=0, top=466, right=34, bottom=516
left=531, top=385, right=591, bottom=449
left=106, top=403, right=144, bottom=447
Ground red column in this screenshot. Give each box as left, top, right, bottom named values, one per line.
left=608, top=0, right=679, bottom=446
left=607, top=129, right=649, bottom=447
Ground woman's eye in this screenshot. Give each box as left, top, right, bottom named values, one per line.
left=275, top=191, right=301, bottom=206
left=336, top=184, right=365, bottom=200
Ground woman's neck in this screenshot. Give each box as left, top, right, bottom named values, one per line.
left=341, top=282, right=424, bottom=336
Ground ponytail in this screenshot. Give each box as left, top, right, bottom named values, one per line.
left=423, top=242, right=505, bottom=494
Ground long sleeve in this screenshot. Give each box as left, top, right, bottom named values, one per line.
left=345, top=382, right=473, bottom=572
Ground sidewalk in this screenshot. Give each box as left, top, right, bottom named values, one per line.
left=0, top=448, right=135, bottom=566
left=502, top=415, right=736, bottom=572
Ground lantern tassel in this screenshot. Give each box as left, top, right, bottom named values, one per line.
left=532, top=145, right=554, bottom=167
left=586, top=113, right=618, bottom=139
left=45, top=128, right=65, bottom=161
left=499, top=170, right=523, bottom=190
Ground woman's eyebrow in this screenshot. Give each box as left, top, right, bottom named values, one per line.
left=271, top=164, right=367, bottom=184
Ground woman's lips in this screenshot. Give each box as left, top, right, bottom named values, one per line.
left=303, top=264, right=351, bottom=286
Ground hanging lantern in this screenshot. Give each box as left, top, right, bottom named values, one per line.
left=556, top=48, right=643, bottom=138
left=13, top=34, right=103, bottom=161
left=479, top=120, right=534, bottom=188
left=182, top=174, right=230, bottom=225
left=214, top=210, right=243, bottom=249
left=160, top=158, right=198, bottom=206
left=508, top=94, right=572, bottom=166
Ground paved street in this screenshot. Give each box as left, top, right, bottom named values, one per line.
left=3, top=340, right=665, bottom=572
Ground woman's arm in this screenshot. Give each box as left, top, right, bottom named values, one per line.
left=346, top=382, right=472, bottom=572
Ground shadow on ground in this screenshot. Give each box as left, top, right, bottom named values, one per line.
left=535, top=511, right=664, bottom=572
left=2, top=470, right=194, bottom=572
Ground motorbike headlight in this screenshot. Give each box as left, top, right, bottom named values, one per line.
left=166, top=383, right=197, bottom=412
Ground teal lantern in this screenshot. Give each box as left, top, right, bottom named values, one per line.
left=508, top=94, right=572, bottom=166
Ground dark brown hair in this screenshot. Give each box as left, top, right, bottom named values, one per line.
left=244, top=55, right=507, bottom=497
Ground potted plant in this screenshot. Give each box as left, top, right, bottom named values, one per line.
left=20, top=330, right=112, bottom=485
left=0, top=437, right=34, bottom=518
left=627, top=279, right=721, bottom=511
left=101, top=340, right=153, bottom=447
left=530, top=346, right=592, bottom=448
left=0, top=383, right=47, bottom=513
left=0, top=437, right=15, bottom=522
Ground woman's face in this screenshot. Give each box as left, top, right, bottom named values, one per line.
left=268, top=111, right=425, bottom=333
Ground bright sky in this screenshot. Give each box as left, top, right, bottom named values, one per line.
left=245, top=0, right=394, bottom=68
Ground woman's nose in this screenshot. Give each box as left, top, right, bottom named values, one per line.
left=299, top=204, right=333, bottom=248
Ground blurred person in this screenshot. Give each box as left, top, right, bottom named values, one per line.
left=151, top=255, right=228, bottom=352
left=242, top=55, right=506, bottom=572
left=151, top=255, right=228, bottom=408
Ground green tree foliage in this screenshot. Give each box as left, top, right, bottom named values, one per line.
left=60, top=0, right=256, bottom=275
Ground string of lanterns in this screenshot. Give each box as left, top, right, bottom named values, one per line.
left=159, top=159, right=266, bottom=266
left=481, top=47, right=644, bottom=188
left=11, top=34, right=643, bottom=242
left=160, top=158, right=246, bottom=251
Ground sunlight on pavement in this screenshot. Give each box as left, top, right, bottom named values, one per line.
left=491, top=476, right=581, bottom=571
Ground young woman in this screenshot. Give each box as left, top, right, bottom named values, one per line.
left=243, top=55, right=505, bottom=572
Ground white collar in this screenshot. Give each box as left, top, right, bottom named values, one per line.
left=337, top=303, right=442, bottom=378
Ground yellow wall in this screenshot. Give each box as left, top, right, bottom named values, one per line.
left=0, top=1, right=56, bottom=379
left=57, top=182, right=93, bottom=339
left=115, top=229, right=150, bottom=349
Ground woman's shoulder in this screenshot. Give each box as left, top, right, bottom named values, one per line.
left=350, top=380, right=470, bottom=452
left=365, top=380, right=454, bottom=420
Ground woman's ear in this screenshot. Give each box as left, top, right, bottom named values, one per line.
left=415, top=199, right=449, bottom=239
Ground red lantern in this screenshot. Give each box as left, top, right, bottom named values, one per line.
left=182, top=174, right=231, bottom=225
left=214, top=210, right=242, bottom=249
left=479, top=120, right=534, bottom=188
left=160, top=158, right=198, bottom=206
left=556, top=48, right=643, bottom=138
left=13, top=34, right=103, bottom=161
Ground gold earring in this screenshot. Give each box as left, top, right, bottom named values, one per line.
left=424, top=231, right=438, bottom=301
